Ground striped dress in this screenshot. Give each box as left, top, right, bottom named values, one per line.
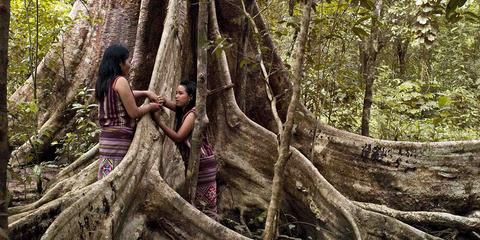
left=177, top=108, right=218, bottom=217
left=97, top=76, right=135, bottom=180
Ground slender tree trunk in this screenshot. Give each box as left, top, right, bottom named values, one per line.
left=420, top=46, right=432, bottom=83
left=263, top=0, right=313, bottom=239
left=360, top=0, right=383, bottom=137
left=360, top=45, right=373, bottom=137
left=0, top=0, right=10, bottom=237
left=395, top=37, right=409, bottom=78
left=185, top=0, right=209, bottom=204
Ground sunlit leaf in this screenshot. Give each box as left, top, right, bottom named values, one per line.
left=351, top=26, right=369, bottom=39
left=438, top=96, right=450, bottom=107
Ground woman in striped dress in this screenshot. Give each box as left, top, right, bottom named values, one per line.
left=153, top=80, right=218, bottom=218
left=95, top=44, right=162, bottom=180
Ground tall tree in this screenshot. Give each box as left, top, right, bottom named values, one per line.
left=0, top=0, right=10, bottom=238
left=360, top=0, right=384, bottom=136
left=394, top=37, right=408, bottom=78
left=5, top=0, right=480, bottom=239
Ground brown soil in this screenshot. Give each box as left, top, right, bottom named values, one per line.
left=8, top=163, right=63, bottom=207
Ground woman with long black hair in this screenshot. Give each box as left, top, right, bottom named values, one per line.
left=95, top=44, right=161, bottom=179
left=153, top=80, right=218, bottom=217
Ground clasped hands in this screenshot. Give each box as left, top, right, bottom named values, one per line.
left=145, top=91, right=166, bottom=113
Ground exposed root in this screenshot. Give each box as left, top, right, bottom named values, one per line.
left=142, top=169, right=249, bottom=240
left=355, top=201, right=480, bottom=232
left=9, top=159, right=97, bottom=216
left=47, top=144, right=98, bottom=188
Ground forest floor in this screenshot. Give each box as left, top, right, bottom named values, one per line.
left=6, top=164, right=466, bottom=239
left=7, top=162, right=63, bottom=207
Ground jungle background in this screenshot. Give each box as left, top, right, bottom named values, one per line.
left=4, top=0, right=480, bottom=239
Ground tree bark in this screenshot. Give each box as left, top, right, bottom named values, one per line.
left=360, top=0, right=383, bottom=137
left=241, top=1, right=478, bottom=217
left=5, top=0, right=480, bottom=239
left=395, top=37, right=408, bottom=78
left=184, top=0, right=209, bottom=204
left=234, top=0, right=251, bottom=113
left=8, top=0, right=146, bottom=166
left=263, top=0, right=313, bottom=239
left=0, top=0, right=10, bottom=237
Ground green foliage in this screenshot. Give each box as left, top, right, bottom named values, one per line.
left=368, top=6, right=480, bottom=141
left=298, top=0, right=364, bottom=133
left=373, top=65, right=480, bottom=141
left=414, top=0, right=439, bottom=46
left=260, top=0, right=480, bottom=141
left=32, top=164, right=42, bottom=179
left=446, top=0, right=468, bottom=18
left=52, top=87, right=99, bottom=163
left=7, top=0, right=72, bottom=95
left=7, top=0, right=74, bottom=164
left=8, top=100, right=38, bottom=147
left=211, top=36, right=233, bottom=58
left=8, top=99, right=59, bottom=163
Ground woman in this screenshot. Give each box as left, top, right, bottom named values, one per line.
left=95, top=44, right=161, bottom=180
left=154, top=80, right=218, bottom=217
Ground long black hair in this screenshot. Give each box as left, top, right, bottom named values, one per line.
left=95, top=44, right=129, bottom=102
left=175, top=80, right=197, bottom=131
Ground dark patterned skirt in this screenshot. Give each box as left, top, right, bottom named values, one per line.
left=195, top=154, right=218, bottom=217
left=97, top=126, right=134, bottom=180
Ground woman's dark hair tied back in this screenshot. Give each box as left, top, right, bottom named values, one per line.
left=180, top=80, right=196, bottom=96
left=175, top=80, right=197, bottom=131
left=180, top=80, right=196, bottom=110
left=95, top=44, right=130, bottom=101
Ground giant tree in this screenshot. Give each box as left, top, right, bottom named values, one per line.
left=7, top=0, right=480, bottom=239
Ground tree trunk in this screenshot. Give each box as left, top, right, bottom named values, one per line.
left=263, top=0, right=313, bottom=239
left=233, top=0, right=251, bottom=113
left=0, top=0, right=10, bottom=237
left=6, top=0, right=480, bottom=239
left=8, top=0, right=163, bottom=166
left=184, top=0, right=209, bottom=203
left=360, top=0, right=383, bottom=137
left=395, top=37, right=408, bottom=78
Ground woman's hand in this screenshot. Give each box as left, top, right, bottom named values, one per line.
left=115, top=79, right=161, bottom=118
left=146, top=91, right=162, bottom=104
left=157, top=96, right=166, bottom=106
left=149, top=102, right=162, bottom=111
left=151, top=107, right=165, bottom=128
left=152, top=107, right=162, bottom=118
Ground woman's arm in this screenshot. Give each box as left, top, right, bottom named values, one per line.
left=133, top=90, right=162, bottom=103
left=133, top=90, right=175, bottom=112
left=115, top=77, right=161, bottom=118
left=159, top=96, right=176, bottom=111
left=132, top=90, right=149, bottom=99
left=153, top=111, right=195, bottom=143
